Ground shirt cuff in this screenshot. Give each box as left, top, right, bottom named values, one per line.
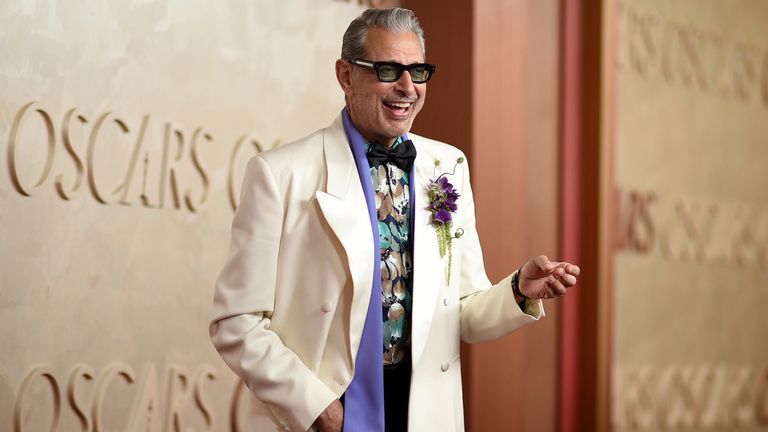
left=517, top=299, right=539, bottom=317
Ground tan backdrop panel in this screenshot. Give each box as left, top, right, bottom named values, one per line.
left=0, top=1, right=377, bottom=429
left=610, top=0, right=768, bottom=431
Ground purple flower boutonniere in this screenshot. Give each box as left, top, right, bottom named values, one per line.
left=427, top=157, right=465, bottom=283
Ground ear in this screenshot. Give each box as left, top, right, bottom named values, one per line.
left=335, top=59, right=354, bottom=96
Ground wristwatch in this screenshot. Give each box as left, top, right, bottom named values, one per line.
left=511, top=269, right=529, bottom=300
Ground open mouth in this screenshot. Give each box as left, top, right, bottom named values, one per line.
left=383, top=101, right=413, bottom=118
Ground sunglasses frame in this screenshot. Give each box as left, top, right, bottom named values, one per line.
left=346, top=58, right=436, bottom=84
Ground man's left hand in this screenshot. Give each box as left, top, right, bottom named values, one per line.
left=518, top=255, right=580, bottom=300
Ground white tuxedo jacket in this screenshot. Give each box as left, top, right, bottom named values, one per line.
left=210, top=114, right=543, bottom=431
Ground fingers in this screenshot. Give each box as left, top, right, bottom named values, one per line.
left=533, top=256, right=580, bottom=275
left=565, top=263, right=580, bottom=276
left=546, top=276, right=567, bottom=297
left=560, top=273, right=577, bottom=286
left=553, top=263, right=578, bottom=289
left=533, top=255, right=556, bottom=272
left=547, top=263, right=578, bottom=297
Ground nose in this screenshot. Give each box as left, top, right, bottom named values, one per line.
left=393, top=70, right=417, bottom=95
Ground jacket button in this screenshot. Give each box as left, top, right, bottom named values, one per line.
left=321, top=302, right=333, bottom=313
left=441, top=362, right=450, bottom=372
left=443, top=297, right=449, bottom=306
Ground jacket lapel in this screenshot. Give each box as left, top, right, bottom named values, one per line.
left=314, top=116, right=374, bottom=363
left=314, top=122, right=448, bottom=367
left=410, top=140, right=444, bottom=366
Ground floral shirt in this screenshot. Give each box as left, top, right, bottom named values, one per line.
left=366, top=138, right=412, bottom=367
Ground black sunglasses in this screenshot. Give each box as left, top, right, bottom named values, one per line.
left=347, top=59, right=436, bottom=84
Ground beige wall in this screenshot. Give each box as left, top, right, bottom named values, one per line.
left=0, top=1, right=377, bottom=429
left=609, top=0, right=768, bottom=430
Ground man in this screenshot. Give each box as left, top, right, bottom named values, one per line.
left=210, top=7, right=579, bottom=432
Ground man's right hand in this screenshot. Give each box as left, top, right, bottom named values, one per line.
left=313, top=399, right=344, bottom=432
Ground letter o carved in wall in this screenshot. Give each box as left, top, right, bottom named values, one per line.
left=13, top=365, right=61, bottom=432
left=7, top=102, right=56, bottom=197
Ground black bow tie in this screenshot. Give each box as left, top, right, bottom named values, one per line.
left=366, top=139, right=417, bottom=171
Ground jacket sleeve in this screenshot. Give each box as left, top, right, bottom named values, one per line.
left=453, top=153, right=545, bottom=343
left=209, top=155, right=336, bottom=431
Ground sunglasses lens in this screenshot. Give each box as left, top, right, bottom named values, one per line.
left=377, top=64, right=400, bottom=82
left=410, top=66, right=430, bottom=83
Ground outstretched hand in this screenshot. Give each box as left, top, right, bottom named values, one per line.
left=518, top=255, right=580, bottom=300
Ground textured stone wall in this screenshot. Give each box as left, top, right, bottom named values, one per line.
left=0, top=1, right=380, bottom=429
left=610, top=1, right=768, bottom=430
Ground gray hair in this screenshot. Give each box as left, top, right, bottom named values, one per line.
left=341, top=8, right=426, bottom=60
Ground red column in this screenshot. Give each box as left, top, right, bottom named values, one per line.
left=559, top=0, right=582, bottom=430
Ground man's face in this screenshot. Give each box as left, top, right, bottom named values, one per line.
left=338, top=28, right=426, bottom=146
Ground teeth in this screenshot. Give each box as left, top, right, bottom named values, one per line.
left=385, top=102, right=411, bottom=108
